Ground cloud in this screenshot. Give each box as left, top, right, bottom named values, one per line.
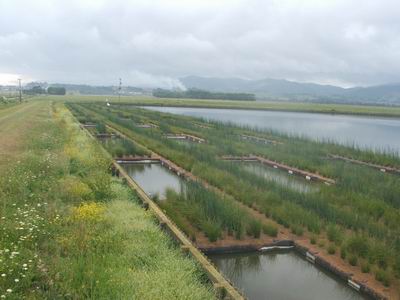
left=1, top=0, right=400, bottom=87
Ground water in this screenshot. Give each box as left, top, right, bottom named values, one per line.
left=210, top=251, right=368, bottom=300
left=122, top=163, right=186, bottom=200
left=241, top=161, right=316, bottom=193
left=142, top=106, right=400, bottom=153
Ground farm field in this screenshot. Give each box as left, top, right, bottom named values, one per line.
left=0, top=100, right=217, bottom=299
left=45, top=94, right=400, bottom=118
left=66, top=101, right=400, bottom=299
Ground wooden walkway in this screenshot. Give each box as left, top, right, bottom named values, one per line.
left=329, top=154, right=400, bottom=175
left=222, top=155, right=336, bottom=185
left=165, top=133, right=206, bottom=143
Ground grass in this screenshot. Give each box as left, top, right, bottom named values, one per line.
left=40, top=94, right=400, bottom=118
left=67, top=101, right=400, bottom=293
left=0, top=101, right=216, bottom=299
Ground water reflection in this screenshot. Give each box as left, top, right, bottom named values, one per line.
left=210, top=251, right=368, bottom=300
left=242, top=162, right=317, bottom=193
left=142, top=106, right=400, bottom=153
left=122, top=163, right=186, bottom=200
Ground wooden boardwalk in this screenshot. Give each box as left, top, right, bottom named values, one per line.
left=165, top=133, right=206, bottom=143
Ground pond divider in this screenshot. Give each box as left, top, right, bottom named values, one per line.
left=329, top=154, right=400, bottom=175
left=221, top=155, right=336, bottom=185
left=240, top=134, right=282, bottom=145
left=99, top=122, right=386, bottom=300
left=165, top=133, right=206, bottom=143
left=293, top=242, right=387, bottom=300
left=136, top=123, right=158, bottom=128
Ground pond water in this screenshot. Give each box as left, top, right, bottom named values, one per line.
left=241, top=161, right=316, bottom=193
left=122, top=163, right=186, bottom=200
left=141, top=106, right=400, bottom=153
left=209, top=251, right=368, bottom=300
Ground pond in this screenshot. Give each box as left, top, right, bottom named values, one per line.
left=209, top=251, right=368, bottom=300
left=141, top=106, right=400, bottom=153
left=240, top=161, right=317, bottom=193
left=122, top=162, right=186, bottom=200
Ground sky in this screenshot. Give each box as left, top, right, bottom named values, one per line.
left=0, top=0, right=399, bottom=88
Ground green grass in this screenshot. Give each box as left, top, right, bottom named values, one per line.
left=36, top=94, right=400, bottom=117
left=68, top=101, right=400, bottom=289
left=0, top=102, right=216, bottom=299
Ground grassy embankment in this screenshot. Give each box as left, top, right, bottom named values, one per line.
left=38, top=94, right=400, bottom=118
left=69, top=102, right=400, bottom=291
left=0, top=101, right=215, bottom=299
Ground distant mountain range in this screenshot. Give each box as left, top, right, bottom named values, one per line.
left=180, top=76, right=400, bottom=105
left=14, top=78, right=400, bottom=105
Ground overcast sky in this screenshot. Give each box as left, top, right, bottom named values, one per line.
left=1, top=0, right=399, bottom=88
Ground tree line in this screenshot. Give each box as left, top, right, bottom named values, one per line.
left=153, top=88, right=256, bottom=101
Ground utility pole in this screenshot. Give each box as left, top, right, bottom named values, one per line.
left=118, top=78, right=122, bottom=101
left=18, top=78, right=22, bottom=102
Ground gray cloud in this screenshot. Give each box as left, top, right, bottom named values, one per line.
left=1, top=0, right=399, bottom=87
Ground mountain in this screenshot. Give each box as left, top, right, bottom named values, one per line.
left=180, top=76, right=400, bottom=105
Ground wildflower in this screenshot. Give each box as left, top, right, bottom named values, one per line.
left=1, top=274, right=6, bottom=277
left=6, top=289, right=11, bottom=293
left=14, top=279, right=19, bottom=282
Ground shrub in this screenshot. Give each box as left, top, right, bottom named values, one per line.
left=361, top=262, right=370, bottom=273
left=310, top=236, right=317, bottom=245
left=246, top=219, right=262, bottom=238
left=96, top=122, right=107, bottom=133
left=291, top=226, right=303, bottom=236
left=346, top=236, right=369, bottom=258
left=349, top=255, right=358, bottom=266
left=327, top=244, right=336, bottom=255
left=375, top=270, right=390, bottom=287
left=203, top=220, right=221, bottom=242
left=340, top=248, right=347, bottom=259
left=327, top=225, right=343, bottom=245
left=263, top=224, right=278, bottom=237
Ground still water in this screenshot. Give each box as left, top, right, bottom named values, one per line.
left=210, top=251, right=367, bottom=300
left=123, top=163, right=186, bottom=200
left=142, top=106, right=400, bottom=153
left=241, top=161, right=316, bottom=193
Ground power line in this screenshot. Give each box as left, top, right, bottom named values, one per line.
left=18, top=79, right=22, bottom=102
left=118, top=78, right=122, bottom=101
